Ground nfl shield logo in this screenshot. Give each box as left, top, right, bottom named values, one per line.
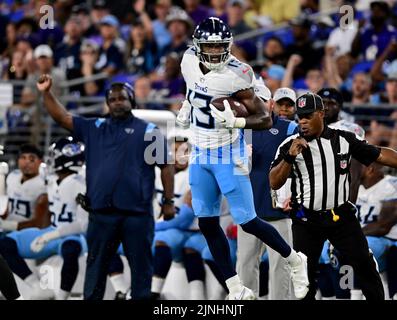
left=298, top=98, right=306, bottom=108
left=340, top=159, right=347, bottom=169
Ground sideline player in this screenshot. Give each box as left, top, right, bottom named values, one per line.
left=0, top=137, right=88, bottom=300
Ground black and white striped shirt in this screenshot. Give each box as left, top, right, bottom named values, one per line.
left=271, top=126, right=381, bottom=211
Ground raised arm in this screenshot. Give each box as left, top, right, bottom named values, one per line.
left=36, top=74, right=73, bottom=131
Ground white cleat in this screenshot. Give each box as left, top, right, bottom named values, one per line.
left=228, top=286, right=256, bottom=300
left=290, top=252, right=309, bottom=299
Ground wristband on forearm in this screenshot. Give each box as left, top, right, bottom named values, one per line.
left=283, top=153, right=296, bottom=164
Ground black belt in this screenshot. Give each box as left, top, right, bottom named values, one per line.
left=295, top=202, right=356, bottom=222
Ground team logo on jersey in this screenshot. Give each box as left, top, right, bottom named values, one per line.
left=269, top=128, right=279, bottom=135
left=298, top=98, right=306, bottom=108
left=340, top=159, right=347, bottom=169
left=125, top=128, right=134, bottom=134
left=199, top=77, right=205, bottom=83
left=194, top=82, right=208, bottom=93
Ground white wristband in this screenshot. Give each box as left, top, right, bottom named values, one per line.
left=234, top=117, right=246, bottom=128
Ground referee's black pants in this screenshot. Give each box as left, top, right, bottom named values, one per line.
left=292, top=204, right=384, bottom=300
left=83, top=211, right=154, bottom=300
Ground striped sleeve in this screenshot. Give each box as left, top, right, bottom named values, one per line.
left=270, top=135, right=297, bottom=170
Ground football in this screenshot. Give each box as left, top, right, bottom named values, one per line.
left=210, top=97, right=250, bottom=118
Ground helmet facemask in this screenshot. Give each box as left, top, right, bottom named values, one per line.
left=193, top=36, right=232, bottom=71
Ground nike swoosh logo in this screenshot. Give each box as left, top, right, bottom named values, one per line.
left=242, top=68, right=250, bottom=74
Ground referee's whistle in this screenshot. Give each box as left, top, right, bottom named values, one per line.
left=331, top=209, right=340, bottom=222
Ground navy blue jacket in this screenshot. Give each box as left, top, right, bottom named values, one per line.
left=250, top=116, right=298, bottom=220
left=73, top=114, right=168, bottom=214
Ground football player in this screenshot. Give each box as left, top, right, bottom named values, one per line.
left=176, top=17, right=308, bottom=300
left=0, top=144, right=48, bottom=233
left=0, top=137, right=88, bottom=300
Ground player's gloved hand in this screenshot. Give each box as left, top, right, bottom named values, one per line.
left=30, top=230, right=60, bottom=253
left=0, top=219, right=18, bottom=231
left=209, top=99, right=246, bottom=129
left=176, top=100, right=191, bottom=129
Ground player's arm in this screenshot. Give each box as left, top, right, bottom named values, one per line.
left=232, top=88, right=273, bottom=130
left=375, top=147, right=397, bottom=168
left=160, top=164, right=175, bottom=221
left=36, top=74, right=73, bottom=131
left=17, top=194, right=50, bottom=230
left=362, top=200, right=397, bottom=237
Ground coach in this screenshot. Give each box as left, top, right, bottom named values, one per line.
left=37, top=74, right=175, bottom=300
left=270, top=92, right=397, bottom=300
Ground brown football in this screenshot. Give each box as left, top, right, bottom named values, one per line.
left=211, top=97, right=250, bottom=118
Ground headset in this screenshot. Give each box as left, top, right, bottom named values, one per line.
left=105, top=82, right=136, bottom=107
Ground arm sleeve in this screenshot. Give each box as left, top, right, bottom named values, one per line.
left=342, top=131, right=381, bottom=166
left=155, top=204, right=194, bottom=231
left=57, top=205, right=88, bottom=237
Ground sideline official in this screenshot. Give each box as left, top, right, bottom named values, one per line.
left=270, top=92, right=397, bottom=300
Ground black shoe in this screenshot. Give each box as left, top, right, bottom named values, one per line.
left=150, top=292, right=160, bottom=300
left=114, top=291, right=127, bottom=300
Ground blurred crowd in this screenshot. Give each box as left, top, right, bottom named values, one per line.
left=1, top=0, right=397, bottom=149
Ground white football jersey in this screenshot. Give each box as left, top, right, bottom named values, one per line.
left=329, top=119, right=365, bottom=140
left=153, top=167, right=199, bottom=230
left=356, top=175, right=397, bottom=240
left=6, top=170, right=46, bottom=222
left=47, top=173, right=87, bottom=229
left=181, top=47, right=255, bottom=149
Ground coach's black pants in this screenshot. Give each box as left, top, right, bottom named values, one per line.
left=83, top=211, right=154, bottom=300
left=292, top=204, right=384, bottom=300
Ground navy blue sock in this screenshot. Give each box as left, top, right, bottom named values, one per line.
left=154, top=246, right=172, bottom=278
left=183, top=251, right=205, bottom=282
left=259, top=260, right=269, bottom=297
left=0, top=237, right=32, bottom=279
left=198, top=217, right=236, bottom=280
left=205, top=259, right=227, bottom=291
left=60, top=240, right=82, bottom=292
left=386, top=246, right=397, bottom=297
left=108, top=254, right=124, bottom=275
left=241, top=217, right=291, bottom=258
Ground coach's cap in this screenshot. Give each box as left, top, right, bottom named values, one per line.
left=273, top=87, right=296, bottom=104
left=266, top=64, right=285, bottom=81
left=100, top=15, right=119, bottom=27
left=34, top=44, right=53, bottom=58
left=317, top=87, right=343, bottom=107
left=296, top=92, right=324, bottom=115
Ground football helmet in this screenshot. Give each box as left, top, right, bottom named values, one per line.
left=192, top=17, right=233, bottom=71
left=48, top=136, right=85, bottom=173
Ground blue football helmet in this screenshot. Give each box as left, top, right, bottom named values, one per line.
left=192, top=17, right=233, bottom=71
left=48, top=136, right=85, bottom=173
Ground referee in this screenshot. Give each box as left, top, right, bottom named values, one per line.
left=270, top=92, right=397, bottom=300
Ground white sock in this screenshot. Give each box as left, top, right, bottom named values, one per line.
left=225, top=275, right=244, bottom=294
left=109, top=274, right=129, bottom=294
left=350, top=289, right=363, bottom=300
left=16, top=295, right=24, bottom=300
left=285, top=250, right=301, bottom=267
left=151, top=276, right=165, bottom=294
left=189, top=280, right=205, bottom=300
left=55, top=289, right=70, bottom=300
left=393, top=293, right=397, bottom=300
left=25, top=273, right=40, bottom=289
